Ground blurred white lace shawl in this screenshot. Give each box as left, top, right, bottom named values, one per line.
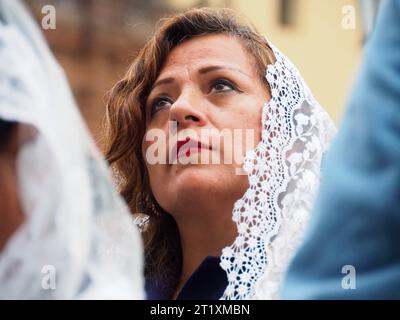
left=0, top=0, right=144, bottom=299
left=220, top=43, right=337, bottom=299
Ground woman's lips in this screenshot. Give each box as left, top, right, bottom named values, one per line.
left=171, top=137, right=212, bottom=163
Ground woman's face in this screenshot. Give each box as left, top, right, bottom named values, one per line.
left=142, top=33, right=270, bottom=219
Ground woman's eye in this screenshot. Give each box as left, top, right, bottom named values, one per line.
left=151, top=97, right=172, bottom=116
left=210, top=79, right=235, bottom=93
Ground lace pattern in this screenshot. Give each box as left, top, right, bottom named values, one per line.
left=220, top=44, right=336, bottom=300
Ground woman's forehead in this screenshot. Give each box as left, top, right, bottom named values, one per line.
left=159, top=34, right=257, bottom=78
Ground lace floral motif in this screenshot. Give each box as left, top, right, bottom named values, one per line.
left=220, top=44, right=336, bottom=300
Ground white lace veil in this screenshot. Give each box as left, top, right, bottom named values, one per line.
left=220, top=42, right=336, bottom=300
left=0, top=0, right=144, bottom=299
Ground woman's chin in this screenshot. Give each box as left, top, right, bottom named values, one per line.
left=172, top=165, right=216, bottom=188
left=171, top=165, right=242, bottom=201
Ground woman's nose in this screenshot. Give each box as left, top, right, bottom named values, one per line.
left=168, top=91, right=207, bottom=128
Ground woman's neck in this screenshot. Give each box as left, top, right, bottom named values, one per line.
left=172, top=207, right=237, bottom=299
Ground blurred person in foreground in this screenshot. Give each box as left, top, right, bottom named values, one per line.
left=0, top=0, right=143, bottom=299
left=282, top=0, right=400, bottom=299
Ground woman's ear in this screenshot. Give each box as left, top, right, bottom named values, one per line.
left=5, top=124, right=38, bottom=158
left=7, top=124, right=20, bottom=157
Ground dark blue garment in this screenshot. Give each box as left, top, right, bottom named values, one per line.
left=146, top=256, right=228, bottom=300
left=282, top=0, right=400, bottom=299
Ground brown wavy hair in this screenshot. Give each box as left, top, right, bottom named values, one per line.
left=103, top=7, right=275, bottom=296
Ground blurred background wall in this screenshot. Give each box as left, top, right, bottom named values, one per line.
left=25, top=0, right=367, bottom=145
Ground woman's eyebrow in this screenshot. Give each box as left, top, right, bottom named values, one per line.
left=151, top=77, right=174, bottom=91
left=151, top=65, right=251, bottom=92
left=198, top=65, right=251, bottom=78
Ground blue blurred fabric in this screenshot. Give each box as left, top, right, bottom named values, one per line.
left=281, top=0, right=400, bottom=299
